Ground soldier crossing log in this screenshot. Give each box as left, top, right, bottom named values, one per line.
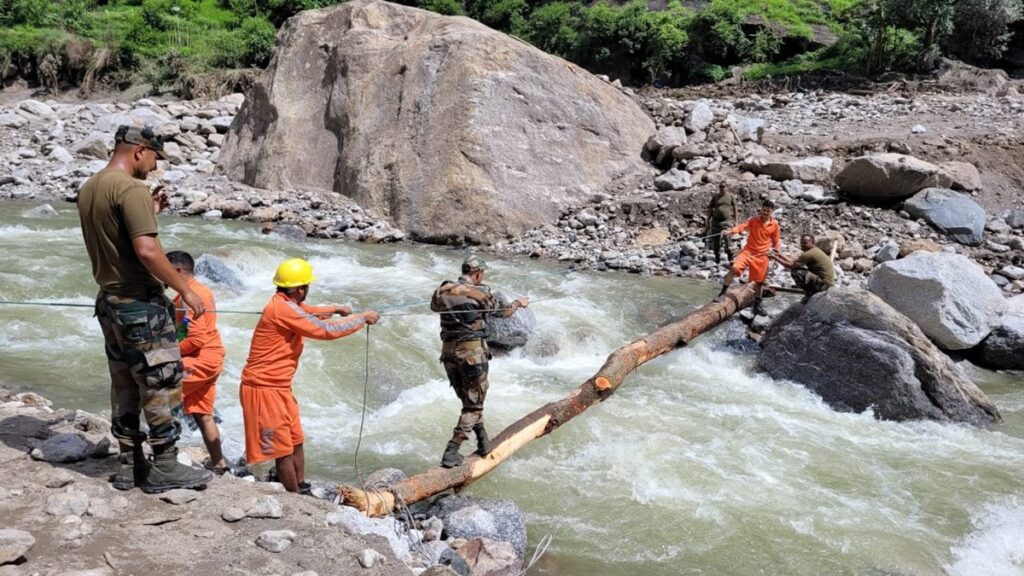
left=339, top=283, right=759, bottom=517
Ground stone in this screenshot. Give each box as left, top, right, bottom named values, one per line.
left=30, top=433, right=94, bottom=463
left=17, top=99, right=55, bottom=119
left=975, top=313, right=1024, bottom=370
left=220, top=0, right=653, bottom=244
left=194, top=254, right=243, bottom=290
left=902, top=188, right=986, bottom=246
left=326, top=506, right=411, bottom=561
left=244, top=495, right=283, bottom=518
left=486, top=305, right=536, bottom=351
left=25, top=204, right=58, bottom=218
left=725, top=114, right=764, bottom=143
left=653, top=167, right=693, bottom=191
left=898, top=239, right=941, bottom=258
left=1007, top=209, right=1024, bottom=229
left=874, top=242, right=899, bottom=263
left=986, top=218, right=1011, bottom=234
left=207, top=133, right=225, bottom=147
left=0, top=113, right=27, bottom=128
left=741, top=156, right=832, bottom=183
left=160, top=489, right=197, bottom=505
left=49, top=147, right=74, bottom=163
left=427, top=496, right=527, bottom=559
left=221, top=507, right=246, bottom=522
left=684, top=102, right=714, bottom=133
left=202, top=210, right=223, bottom=220
left=46, top=489, right=90, bottom=517
left=835, top=154, right=953, bottom=203
left=94, top=108, right=171, bottom=132
left=255, top=530, right=296, bottom=553
left=757, top=289, right=1000, bottom=425
left=209, top=116, right=233, bottom=133
left=646, top=126, right=688, bottom=156
left=161, top=142, right=186, bottom=165
left=0, top=529, right=34, bottom=565
left=454, top=538, right=521, bottom=576
left=421, top=567, right=461, bottom=576
left=911, top=124, right=927, bottom=134
left=868, top=252, right=1007, bottom=350
left=999, top=266, right=1024, bottom=281
left=937, top=161, right=983, bottom=192
left=357, top=548, right=384, bottom=568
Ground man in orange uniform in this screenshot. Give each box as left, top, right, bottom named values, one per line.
left=239, top=258, right=379, bottom=493
left=714, top=199, right=781, bottom=316
left=167, top=251, right=229, bottom=473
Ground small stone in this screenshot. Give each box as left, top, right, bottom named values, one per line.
left=255, top=530, right=296, bottom=553
left=31, top=433, right=93, bottom=463
left=49, top=147, right=74, bottom=163
left=0, top=529, right=35, bottom=565
left=221, top=507, right=246, bottom=522
left=357, top=548, right=384, bottom=568
left=45, top=470, right=75, bottom=489
left=202, top=210, right=223, bottom=220
left=911, top=124, right=927, bottom=134
left=160, top=489, right=198, bottom=505
left=999, top=265, right=1024, bottom=281
left=46, top=490, right=90, bottom=517
left=244, top=495, right=283, bottom=518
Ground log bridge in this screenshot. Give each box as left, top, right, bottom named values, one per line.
left=339, top=284, right=758, bottom=517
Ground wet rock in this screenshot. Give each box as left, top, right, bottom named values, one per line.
left=357, top=548, right=384, bottom=568
left=974, top=313, right=1024, bottom=370
left=255, top=530, right=296, bottom=553
left=902, top=188, right=985, bottom=246
left=30, top=433, right=94, bottom=463
left=486, top=304, right=536, bottom=350
left=0, top=529, right=34, bottom=565
left=194, top=254, right=243, bottom=290
left=202, top=210, right=223, bottom=220
left=427, top=496, right=527, bottom=559
left=835, top=154, right=953, bottom=203
left=455, top=538, right=521, bottom=576
left=25, top=204, right=58, bottom=218
left=757, top=289, right=1000, bottom=425
left=271, top=223, right=307, bottom=242
left=868, top=252, right=1007, bottom=350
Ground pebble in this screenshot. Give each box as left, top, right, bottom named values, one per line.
left=255, top=530, right=296, bottom=553
left=160, top=489, right=198, bottom=505
left=0, top=529, right=35, bottom=564
left=357, top=548, right=384, bottom=568
left=45, top=489, right=90, bottom=517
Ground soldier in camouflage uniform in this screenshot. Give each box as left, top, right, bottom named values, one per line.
left=431, top=255, right=529, bottom=468
left=79, top=125, right=213, bottom=494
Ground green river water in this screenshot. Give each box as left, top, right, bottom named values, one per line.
left=0, top=203, right=1022, bottom=576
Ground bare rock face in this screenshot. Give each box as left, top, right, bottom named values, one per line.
left=221, top=0, right=653, bottom=243
left=757, top=289, right=1000, bottom=426
left=835, top=154, right=953, bottom=203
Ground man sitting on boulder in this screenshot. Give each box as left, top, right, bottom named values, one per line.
left=772, top=234, right=836, bottom=298
left=431, top=256, right=528, bottom=468
left=714, top=199, right=781, bottom=316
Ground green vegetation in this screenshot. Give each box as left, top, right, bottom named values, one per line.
left=1, top=0, right=1021, bottom=95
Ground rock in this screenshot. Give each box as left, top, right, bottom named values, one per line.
left=255, top=530, right=296, bottom=553
left=486, top=304, right=536, bottom=350
left=221, top=507, right=246, bottom=522
left=30, top=433, right=94, bottom=463
left=454, top=538, right=520, bottom=576
left=421, top=567, right=462, bottom=576
left=742, top=156, right=832, bottom=183
left=684, top=102, right=714, bottom=133
left=194, top=254, right=243, bottom=290
left=427, top=496, right=527, bottom=559
left=49, top=147, right=74, bottom=163
left=45, top=489, right=90, bottom=517
left=202, top=210, right=223, bottom=220
left=221, top=0, right=653, bottom=244
left=874, top=242, right=899, bottom=263
left=0, top=113, right=27, bottom=128
left=868, top=252, right=1007, bottom=350
left=634, top=227, right=670, bottom=247
left=937, top=161, right=983, bottom=192
left=725, top=114, right=764, bottom=143
left=986, top=218, right=1011, bottom=234
left=999, top=266, right=1024, bottom=281
left=0, top=529, right=34, bottom=565
left=1007, top=209, right=1024, bottom=229
left=162, top=142, right=186, bottom=165
left=911, top=124, right=927, bottom=134
left=245, top=495, right=283, bottom=518
left=902, top=188, right=986, bottom=246
left=25, top=204, right=58, bottom=218
left=271, top=223, right=307, bottom=242
left=326, top=506, right=411, bottom=561
left=898, top=239, right=941, bottom=258
left=357, top=548, right=384, bottom=568
left=975, top=313, right=1024, bottom=370
left=757, top=289, right=1000, bottom=425
left=94, top=108, right=171, bottom=132
left=160, top=489, right=198, bottom=505
left=936, top=58, right=1009, bottom=95
left=835, top=154, right=953, bottom=203
left=17, top=99, right=55, bottom=119
left=646, top=126, right=688, bottom=155
left=653, top=167, right=693, bottom=191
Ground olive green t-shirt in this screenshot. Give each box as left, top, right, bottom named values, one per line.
left=710, top=192, right=735, bottom=223
left=795, top=246, right=836, bottom=287
left=78, top=169, right=162, bottom=295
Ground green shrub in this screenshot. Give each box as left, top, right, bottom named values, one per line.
left=241, top=16, right=275, bottom=66
left=420, top=0, right=463, bottom=16
left=526, top=1, right=580, bottom=57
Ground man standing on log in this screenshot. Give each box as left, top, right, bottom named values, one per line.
left=714, top=198, right=780, bottom=316
left=239, top=258, right=379, bottom=493
left=78, top=125, right=213, bottom=493
left=431, top=256, right=528, bottom=468
left=706, top=182, right=738, bottom=265
left=771, top=234, right=835, bottom=298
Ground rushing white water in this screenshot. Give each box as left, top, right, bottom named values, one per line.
left=1, top=203, right=1022, bottom=576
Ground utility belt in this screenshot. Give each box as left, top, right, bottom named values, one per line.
left=440, top=338, right=491, bottom=364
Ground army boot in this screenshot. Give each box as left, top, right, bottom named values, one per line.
left=111, top=442, right=148, bottom=491
left=141, top=444, right=214, bottom=494
left=473, top=424, right=491, bottom=457
left=440, top=440, right=465, bottom=468
left=752, top=297, right=767, bottom=317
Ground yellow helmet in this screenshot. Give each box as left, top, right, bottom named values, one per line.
left=273, top=258, right=316, bottom=288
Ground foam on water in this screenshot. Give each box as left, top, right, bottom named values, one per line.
left=945, top=498, right=1024, bottom=576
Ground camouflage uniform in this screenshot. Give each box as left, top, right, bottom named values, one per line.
left=430, top=276, right=514, bottom=451
left=95, top=289, right=184, bottom=447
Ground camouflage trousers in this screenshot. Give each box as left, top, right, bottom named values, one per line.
left=440, top=340, right=490, bottom=443
left=709, top=221, right=733, bottom=263
left=791, top=268, right=830, bottom=296
left=95, top=290, right=183, bottom=447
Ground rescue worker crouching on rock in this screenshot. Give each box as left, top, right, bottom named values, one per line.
left=771, top=234, right=836, bottom=299
left=78, top=124, right=213, bottom=494
left=431, top=255, right=528, bottom=469
left=239, top=258, right=379, bottom=493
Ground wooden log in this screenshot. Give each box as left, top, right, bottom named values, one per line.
left=339, top=283, right=758, bottom=517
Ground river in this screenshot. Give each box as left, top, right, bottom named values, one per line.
left=1, top=203, right=1022, bottom=576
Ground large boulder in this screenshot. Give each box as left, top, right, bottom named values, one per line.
left=937, top=161, right=982, bottom=192
left=486, top=303, right=536, bottom=351
left=741, top=156, right=832, bottom=183
left=974, top=313, right=1024, bottom=370
left=757, top=289, right=1000, bottom=425
left=427, top=496, right=527, bottom=560
left=902, top=188, right=986, bottom=246
left=835, top=154, right=953, bottom=203
left=867, top=252, right=1007, bottom=350
left=221, top=0, right=653, bottom=243
left=194, top=254, right=244, bottom=290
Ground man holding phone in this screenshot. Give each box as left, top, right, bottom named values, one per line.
left=78, top=125, right=213, bottom=494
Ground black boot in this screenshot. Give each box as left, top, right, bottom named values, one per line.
left=141, top=444, right=213, bottom=494
left=111, top=442, right=148, bottom=491
left=713, top=286, right=728, bottom=303
left=473, top=424, right=491, bottom=457
left=752, top=298, right=767, bottom=316
left=440, top=440, right=464, bottom=468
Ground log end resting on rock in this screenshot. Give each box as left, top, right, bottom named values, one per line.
left=339, top=284, right=757, bottom=516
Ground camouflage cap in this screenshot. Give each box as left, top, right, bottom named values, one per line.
left=115, top=125, right=167, bottom=159
left=462, top=254, right=488, bottom=273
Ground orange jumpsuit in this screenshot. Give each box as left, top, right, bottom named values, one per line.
left=174, top=278, right=225, bottom=416
left=730, top=216, right=781, bottom=283
left=239, top=292, right=366, bottom=464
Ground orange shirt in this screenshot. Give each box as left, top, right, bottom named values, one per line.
left=239, top=292, right=366, bottom=389
left=731, top=216, right=780, bottom=256
left=174, top=277, right=225, bottom=375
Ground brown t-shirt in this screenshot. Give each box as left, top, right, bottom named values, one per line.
left=78, top=169, right=162, bottom=295
left=795, top=246, right=836, bottom=287
left=709, top=191, right=736, bottom=223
